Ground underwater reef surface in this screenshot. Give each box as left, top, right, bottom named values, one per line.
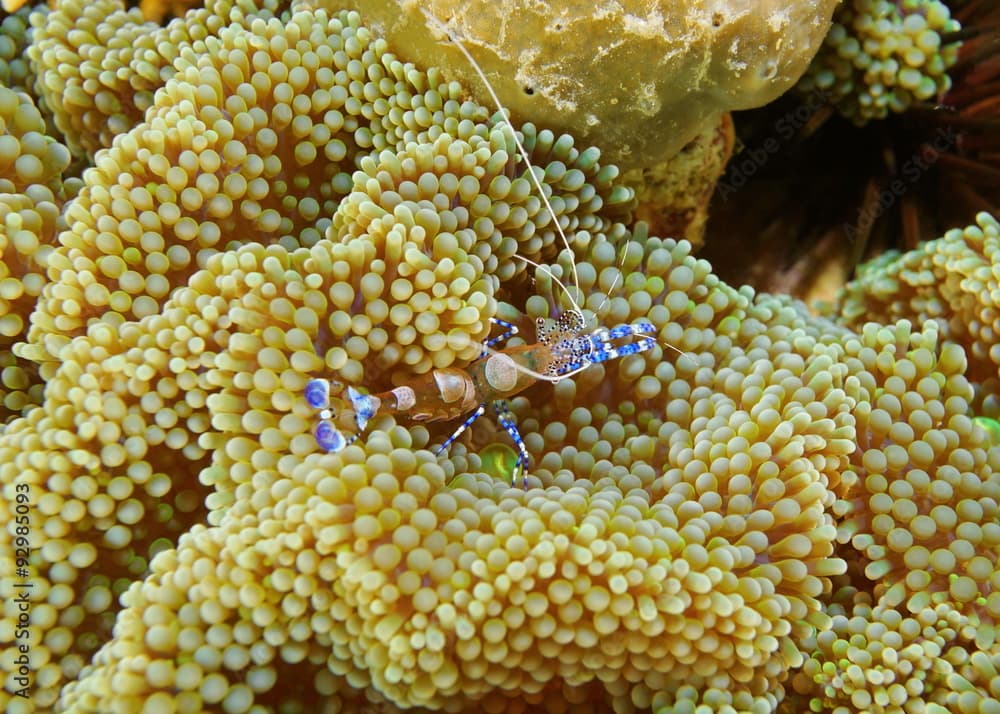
left=0, top=1, right=998, bottom=713
left=333, top=0, right=841, bottom=171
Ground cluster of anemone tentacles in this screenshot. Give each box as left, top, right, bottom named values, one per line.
left=0, top=1, right=998, bottom=713
left=797, top=0, right=962, bottom=124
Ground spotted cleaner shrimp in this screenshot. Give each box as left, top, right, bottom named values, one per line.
left=305, top=16, right=678, bottom=486
left=307, top=311, right=658, bottom=484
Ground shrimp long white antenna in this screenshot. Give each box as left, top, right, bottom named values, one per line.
left=590, top=240, right=631, bottom=318
left=508, top=252, right=581, bottom=312
left=423, top=11, right=583, bottom=316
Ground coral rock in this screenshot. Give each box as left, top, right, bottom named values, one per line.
left=337, top=0, right=839, bottom=169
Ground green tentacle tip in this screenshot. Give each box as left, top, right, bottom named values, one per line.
left=972, top=416, right=1000, bottom=446
left=446, top=473, right=477, bottom=490
left=718, top=315, right=742, bottom=334
left=480, top=442, right=521, bottom=483
left=607, top=185, right=633, bottom=205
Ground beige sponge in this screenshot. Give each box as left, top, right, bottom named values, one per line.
left=350, top=0, right=839, bottom=169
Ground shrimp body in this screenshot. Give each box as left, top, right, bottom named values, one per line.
left=360, top=344, right=548, bottom=425
left=306, top=312, right=657, bottom=486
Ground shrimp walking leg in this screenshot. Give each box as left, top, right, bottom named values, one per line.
left=434, top=402, right=487, bottom=458
left=481, top=318, right=518, bottom=355
left=492, top=400, right=530, bottom=488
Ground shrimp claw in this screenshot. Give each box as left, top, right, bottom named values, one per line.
left=554, top=321, right=657, bottom=376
